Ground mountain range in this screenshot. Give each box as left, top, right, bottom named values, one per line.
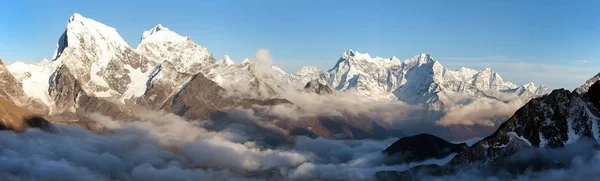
left=1, top=13, right=599, bottom=181
left=1, top=13, right=551, bottom=142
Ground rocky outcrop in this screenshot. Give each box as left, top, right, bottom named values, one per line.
left=376, top=78, right=600, bottom=180
left=48, top=65, right=135, bottom=121
left=0, top=97, right=50, bottom=131
left=383, top=134, right=468, bottom=164
left=137, top=61, right=194, bottom=109
left=159, top=72, right=292, bottom=120
left=449, top=88, right=588, bottom=165
left=304, top=79, right=335, bottom=95
left=52, top=13, right=153, bottom=98
left=0, top=59, right=48, bottom=114
left=0, top=59, right=25, bottom=103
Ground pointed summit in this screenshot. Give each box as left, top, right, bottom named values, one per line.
left=404, top=53, right=435, bottom=65
left=68, top=13, right=84, bottom=23
left=524, top=81, right=536, bottom=89
left=136, top=24, right=212, bottom=74
left=341, top=49, right=356, bottom=60
left=217, top=55, right=235, bottom=65
left=53, top=13, right=129, bottom=60
left=140, top=24, right=186, bottom=44
left=65, top=13, right=128, bottom=47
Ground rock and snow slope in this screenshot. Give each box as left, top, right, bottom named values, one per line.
left=451, top=76, right=600, bottom=165
left=4, top=13, right=550, bottom=140
left=281, top=50, right=549, bottom=109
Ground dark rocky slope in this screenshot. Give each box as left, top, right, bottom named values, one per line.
left=376, top=77, right=600, bottom=180
left=382, top=134, right=468, bottom=164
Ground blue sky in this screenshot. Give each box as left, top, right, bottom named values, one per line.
left=1, top=0, right=598, bottom=89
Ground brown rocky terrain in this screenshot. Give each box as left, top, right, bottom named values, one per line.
left=0, top=97, right=50, bottom=131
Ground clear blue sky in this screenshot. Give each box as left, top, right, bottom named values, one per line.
left=1, top=0, right=599, bottom=89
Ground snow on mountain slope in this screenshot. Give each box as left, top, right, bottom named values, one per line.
left=283, top=50, right=547, bottom=109
left=52, top=13, right=153, bottom=98
left=576, top=73, right=600, bottom=93
left=5, top=13, right=550, bottom=126
left=6, top=60, right=58, bottom=105
left=203, top=57, right=284, bottom=99
left=215, top=55, right=235, bottom=66
left=514, top=82, right=549, bottom=97
left=136, top=24, right=215, bottom=74
left=451, top=79, right=600, bottom=165
left=0, top=59, right=26, bottom=103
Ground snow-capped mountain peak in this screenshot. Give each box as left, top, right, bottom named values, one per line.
left=136, top=24, right=213, bottom=74
left=287, top=49, right=546, bottom=108
left=140, top=24, right=187, bottom=44
left=341, top=49, right=356, bottom=60
left=53, top=13, right=129, bottom=61
left=404, top=53, right=435, bottom=66
left=47, top=13, right=156, bottom=99
left=524, top=81, right=536, bottom=89
left=216, top=55, right=235, bottom=66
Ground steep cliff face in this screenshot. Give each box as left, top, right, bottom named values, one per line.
left=0, top=59, right=25, bottom=103
left=376, top=77, right=600, bottom=180
left=51, top=13, right=153, bottom=99
left=304, top=79, right=335, bottom=95
left=48, top=65, right=135, bottom=121
left=450, top=82, right=600, bottom=165
left=160, top=73, right=237, bottom=120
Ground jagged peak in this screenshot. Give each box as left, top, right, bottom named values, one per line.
left=140, top=24, right=186, bottom=44
left=341, top=49, right=356, bottom=59
left=217, top=55, right=235, bottom=65
left=403, top=53, right=435, bottom=65
left=69, top=13, right=84, bottom=23
left=53, top=13, right=129, bottom=60
left=523, top=81, right=536, bottom=88
left=64, top=13, right=128, bottom=47
left=242, top=58, right=251, bottom=64
left=304, top=79, right=324, bottom=89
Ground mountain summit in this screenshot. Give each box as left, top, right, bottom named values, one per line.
left=284, top=50, right=548, bottom=109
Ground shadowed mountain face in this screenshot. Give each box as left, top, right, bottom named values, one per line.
left=376, top=79, right=600, bottom=180
left=49, top=65, right=136, bottom=121
left=382, top=134, right=468, bottom=164
left=304, top=79, right=335, bottom=95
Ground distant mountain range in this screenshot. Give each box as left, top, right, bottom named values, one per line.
left=2, top=13, right=549, bottom=141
